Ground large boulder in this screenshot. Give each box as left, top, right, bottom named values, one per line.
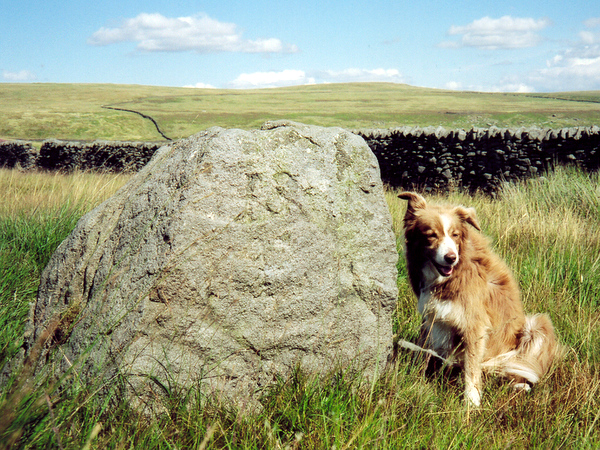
left=21, top=121, right=398, bottom=412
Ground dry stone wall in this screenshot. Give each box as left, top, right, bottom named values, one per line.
left=354, top=126, right=600, bottom=193
left=1, top=125, right=599, bottom=192
left=0, top=140, right=37, bottom=170
left=0, top=140, right=163, bottom=173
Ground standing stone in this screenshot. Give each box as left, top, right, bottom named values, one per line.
left=20, top=121, right=398, bottom=412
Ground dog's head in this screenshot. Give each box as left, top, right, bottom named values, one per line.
left=398, top=192, right=480, bottom=278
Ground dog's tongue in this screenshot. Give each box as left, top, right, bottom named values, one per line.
left=438, top=265, right=453, bottom=277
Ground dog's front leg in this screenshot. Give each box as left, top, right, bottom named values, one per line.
left=462, top=329, right=488, bottom=407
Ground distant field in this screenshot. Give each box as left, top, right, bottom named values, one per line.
left=1, top=83, right=600, bottom=141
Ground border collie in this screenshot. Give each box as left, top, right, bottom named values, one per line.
left=397, top=192, right=560, bottom=406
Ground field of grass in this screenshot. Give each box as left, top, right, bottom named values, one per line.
left=2, top=82, right=600, bottom=141
left=0, top=166, right=598, bottom=449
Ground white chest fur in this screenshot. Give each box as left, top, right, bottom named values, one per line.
left=419, top=287, right=464, bottom=321
left=419, top=288, right=464, bottom=361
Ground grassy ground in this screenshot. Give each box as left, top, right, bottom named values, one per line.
left=0, top=166, right=598, bottom=448
left=0, top=170, right=130, bottom=371
left=2, top=83, right=600, bottom=141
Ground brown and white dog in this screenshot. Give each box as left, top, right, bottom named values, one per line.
left=397, top=192, right=560, bottom=406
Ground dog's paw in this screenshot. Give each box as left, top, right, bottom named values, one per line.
left=513, top=382, right=532, bottom=392
left=465, top=386, right=481, bottom=407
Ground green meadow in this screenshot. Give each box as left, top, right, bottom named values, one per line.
left=0, top=83, right=599, bottom=448
left=2, top=82, right=600, bottom=141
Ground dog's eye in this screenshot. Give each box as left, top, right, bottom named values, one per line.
left=451, top=231, right=460, bottom=238
left=425, top=231, right=438, bottom=240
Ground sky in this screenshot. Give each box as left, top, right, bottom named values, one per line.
left=1, top=0, right=600, bottom=92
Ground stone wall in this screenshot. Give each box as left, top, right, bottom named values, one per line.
left=354, top=126, right=600, bottom=193
left=0, top=140, right=37, bottom=170
left=0, top=140, right=163, bottom=173
left=1, top=125, right=599, bottom=192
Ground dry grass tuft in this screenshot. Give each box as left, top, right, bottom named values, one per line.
left=0, top=169, right=130, bottom=217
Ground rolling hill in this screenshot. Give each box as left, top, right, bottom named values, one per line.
left=1, top=82, right=599, bottom=141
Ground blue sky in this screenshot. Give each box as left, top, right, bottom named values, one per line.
left=2, top=0, right=600, bottom=92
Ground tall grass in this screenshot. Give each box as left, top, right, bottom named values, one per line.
left=0, top=167, right=599, bottom=448
left=0, top=170, right=130, bottom=449
left=0, top=170, right=130, bottom=369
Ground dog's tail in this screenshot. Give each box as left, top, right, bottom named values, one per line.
left=517, top=313, right=562, bottom=377
left=483, top=313, right=561, bottom=385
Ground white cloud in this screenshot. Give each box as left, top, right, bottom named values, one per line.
left=445, top=81, right=462, bottom=90
left=527, top=19, right=600, bottom=91
left=532, top=53, right=600, bottom=91
left=230, top=70, right=314, bottom=89
left=184, top=82, right=217, bottom=89
left=2, top=70, right=36, bottom=81
left=318, top=68, right=407, bottom=84
left=495, top=82, right=535, bottom=93
left=228, top=68, right=406, bottom=89
left=88, top=12, right=298, bottom=54
left=445, top=79, right=534, bottom=93
left=579, top=18, right=600, bottom=45
left=584, top=17, right=600, bottom=28
left=442, top=16, right=551, bottom=50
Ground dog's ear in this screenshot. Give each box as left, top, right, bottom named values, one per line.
left=398, top=192, right=427, bottom=212
left=454, top=206, right=481, bottom=231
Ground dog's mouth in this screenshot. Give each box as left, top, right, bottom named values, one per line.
left=433, top=262, right=454, bottom=277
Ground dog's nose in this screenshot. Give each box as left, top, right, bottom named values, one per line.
left=444, top=252, right=457, bottom=264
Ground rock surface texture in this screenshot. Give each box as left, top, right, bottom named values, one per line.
left=23, top=121, right=398, bottom=412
